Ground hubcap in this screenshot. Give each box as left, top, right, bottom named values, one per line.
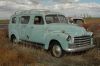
left=52, top=45, right=62, bottom=57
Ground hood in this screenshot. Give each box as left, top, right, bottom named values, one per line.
left=47, top=23, right=88, bottom=37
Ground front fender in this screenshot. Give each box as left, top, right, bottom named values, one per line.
left=44, top=32, right=69, bottom=50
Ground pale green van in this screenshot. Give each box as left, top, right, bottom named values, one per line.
left=9, top=9, right=95, bottom=57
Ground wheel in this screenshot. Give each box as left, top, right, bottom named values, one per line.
left=11, top=35, right=18, bottom=44
left=50, top=42, right=64, bottom=58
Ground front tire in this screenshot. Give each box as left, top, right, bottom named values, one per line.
left=50, top=42, right=64, bottom=58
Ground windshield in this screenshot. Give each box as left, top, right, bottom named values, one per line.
left=45, top=14, right=68, bottom=24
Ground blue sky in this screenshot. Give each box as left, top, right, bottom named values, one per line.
left=80, top=0, right=100, bottom=3
left=0, top=0, right=100, bottom=19
left=42, top=0, right=100, bottom=4
left=33, top=0, right=100, bottom=7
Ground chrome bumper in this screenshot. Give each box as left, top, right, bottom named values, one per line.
left=65, top=45, right=95, bottom=52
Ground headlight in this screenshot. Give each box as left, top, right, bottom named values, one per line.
left=66, top=35, right=71, bottom=41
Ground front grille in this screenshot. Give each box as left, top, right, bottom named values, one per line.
left=74, top=36, right=91, bottom=47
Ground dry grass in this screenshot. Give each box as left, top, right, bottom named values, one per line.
left=84, top=18, right=100, bottom=33
left=85, top=18, right=100, bottom=23
left=0, top=28, right=100, bottom=66
left=0, top=29, right=60, bottom=66
left=0, top=20, right=9, bottom=24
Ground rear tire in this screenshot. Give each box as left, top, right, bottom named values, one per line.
left=11, top=35, right=18, bottom=44
left=50, top=41, right=64, bottom=58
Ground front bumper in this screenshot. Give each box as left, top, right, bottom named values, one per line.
left=65, top=45, right=95, bottom=52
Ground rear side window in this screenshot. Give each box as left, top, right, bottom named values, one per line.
left=12, top=17, right=16, bottom=23
left=21, top=16, right=30, bottom=24
left=34, top=16, right=44, bottom=25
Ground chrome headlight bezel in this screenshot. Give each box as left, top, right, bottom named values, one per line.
left=66, top=35, right=71, bottom=41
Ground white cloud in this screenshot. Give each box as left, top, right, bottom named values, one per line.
left=53, top=0, right=79, bottom=3
left=51, top=3, right=100, bottom=17
left=0, top=0, right=100, bottom=19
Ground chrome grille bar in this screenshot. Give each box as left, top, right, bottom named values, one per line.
left=74, top=36, right=91, bottom=47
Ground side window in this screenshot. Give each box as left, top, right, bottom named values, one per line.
left=12, top=17, right=16, bottom=23
left=21, top=16, right=30, bottom=24
left=34, top=16, right=44, bottom=25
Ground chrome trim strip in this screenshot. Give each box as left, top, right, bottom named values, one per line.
left=65, top=45, right=95, bottom=52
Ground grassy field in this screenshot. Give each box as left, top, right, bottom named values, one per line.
left=84, top=18, right=100, bottom=34
left=0, top=29, right=100, bottom=66
left=0, top=20, right=9, bottom=24
left=0, top=18, right=100, bottom=66
left=85, top=18, right=100, bottom=23
left=84, top=18, right=100, bottom=29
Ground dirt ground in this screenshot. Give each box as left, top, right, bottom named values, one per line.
left=0, top=28, right=100, bottom=66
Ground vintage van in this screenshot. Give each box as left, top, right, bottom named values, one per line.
left=9, top=9, right=95, bottom=57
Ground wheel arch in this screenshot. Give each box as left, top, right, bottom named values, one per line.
left=44, top=33, right=69, bottom=50
left=9, top=32, right=20, bottom=42
left=48, top=39, right=62, bottom=51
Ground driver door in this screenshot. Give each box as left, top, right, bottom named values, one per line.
left=30, top=15, right=45, bottom=43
